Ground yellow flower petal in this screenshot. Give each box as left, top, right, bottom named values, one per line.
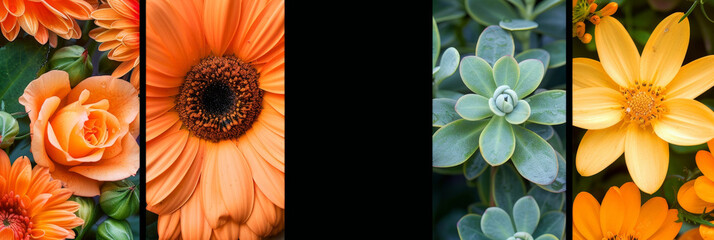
left=652, top=98, right=714, bottom=146
left=595, top=16, right=640, bottom=88
left=625, top=125, right=669, bottom=194
left=640, top=12, right=689, bottom=88
left=600, top=186, right=625, bottom=236
left=677, top=180, right=714, bottom=214
left=573, top=58, right=621, bottom=91
left=576, top=122, right=626, bottom=176
left=648, top=209, right=682, bottom=240
left=573, top=192, right=603, bottom=240
left=694, top=176, right=714, bottom=203
left=573, top=87, right=625, bottom=130
left=633, top=197, right=668, bottom=239
left=666, top=55, right=714, bottom=100
left=698, top=150, right=714, bottom=179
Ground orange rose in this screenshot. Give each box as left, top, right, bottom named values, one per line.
left=18, top=70, right=140, bottom=197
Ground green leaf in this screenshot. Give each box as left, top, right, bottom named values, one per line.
left=505, top=100, right=530, bottom=124
left=457, top=214, right=490, bottom=240
left=455, top=94, right=493, bottom=121
left=543, top=40, right=565, bottom=68
left=433, top=119, right=489, bottom=167
left=477, top=168, right=492, bottom=204
left=433, top=98, right=462, bottom=127
left=435, top=89, right=465, bottom=100
left=526, top=187, right=565, bottom=213
left=479, top=116, right=515, bottom=166
left=492, top=56, right=519, bottom=88
left=465, top=0, right=519, bottom=26
left=534, top=4, right=566, bottom=40
left=511, top=125, right=558, bottom=185
left=481, top=207, right=516, bottom=239
left=514, top=59, right=545, bottom=98
left=512, top=196, right=540, bottom=234
left=547, top=130, right=565, bottom=156
left=464, top=150, right=489, bottom=180
left=434, top=0, right=466, bottom=22
left=515, top=49, right=550, bottom=71
left=536, top=151, right=566, bottom=193
left=8, top=136, right=33, bottom=164
left=492, top=164, right=527, bottom=215
left=460, top=56, right=497, bottom=97
left=499, top=19, right=539, bottom=31
left=662, top=176, right=685, bottom=207
left=435, top=47, right=461, bottom=85
left=526, top=90, right=565, bottom=125
left=475, top=26, right=515, bottom=66
left=0, top=37, right=50, bottom=114
left=433, top=17, right=440, bottom=70
left=534, top=234, right=559, bottom=240
left=533, top=212, right=565, bottom=239
left=524, top=123, right=554, bottom=141
left=532, top=0, right=564, bottom=17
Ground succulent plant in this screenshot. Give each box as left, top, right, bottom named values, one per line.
left=433, top=26, right=565, bottom=188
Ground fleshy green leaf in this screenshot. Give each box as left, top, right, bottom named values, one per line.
left=460, top=56, right=497, bottom=97
left=536, top=151, right=566, bottom=193
left=475, top=26, right=515, bottom=66
left=455, top=94, right=493, bottom=121
left=464, top=150, right=489, bottom=180
left=543, top=40, right=565, bottom=68
left=525, top=90, right=565, bottom=125
left=457, top=214, right=490, bottom=240
left=0, top=37, right=51, bottom=114
left=435, top=47, right=461, bottom=85
left=534, top=234, right=559, bottom=240
left=434, top=0, right=466, bottom=23
left=532, top=212, right=565, bottom=240
left=465, top=0, right=519, bottom=26
left=493, top=56, right=519, bottom=88
left=526, top=187, right=565, bottom=213
left=534, top=4, right=566, bottom=40
left=481, top=207, right=515, bottom=239
left=433, top=17, right=440, bottom=70
left=477, top=167, right=492, bottom=205
left=479, top=116, right=515, bottom=166
left=524, top=123, right=554, bottom=141
left=512, top=196, right=540, bottom=234
left=505, top=100, right=530, bottom=124
left=492, top=164, right=527, bottom=215
left=532, top=0, right=564, bottom=17
left=435, top=89, right=465, bottom=101
left=433, top=119, right=489, bottom=167
left=433, top=98, right=462, bottom=127
left=499, top=19, right=539, bottom=31
left=514, top=59, right=545, bottom=98
left=515, top=49, right=551, bottom=71
left=511, top=125, right=558, bottom=185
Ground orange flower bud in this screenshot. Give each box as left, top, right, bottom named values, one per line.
left=589, top=15, right=601, bottom=25
left=598, top=2, right=618, bottom=16
left=576, top=22, right=586, bottom=37
left=573, top=0, right=578, bottom=7
left=579, top=33, right=592, bottom=44
left=589, top=3, right=598, bottom=13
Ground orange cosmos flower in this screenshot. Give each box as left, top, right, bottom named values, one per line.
left=0, top=0, right=94, bottom=47
left=677, top=139, right=714, bottom=239
left=89, top=0, right=139, bottom=78
left=0, top=150, right=84, bottom=240
left=573, top=182, right=682, bottom=240
left=573, top=13, right=714, bottom=194
left=18, top=70, right=140, bottom=197
left=146, top=0, right=284, bottom=239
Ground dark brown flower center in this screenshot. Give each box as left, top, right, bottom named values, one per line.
left=176, top=55, right=263, bottom=142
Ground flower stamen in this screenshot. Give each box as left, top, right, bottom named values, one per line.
left=621, top=82, right=666, bottom=126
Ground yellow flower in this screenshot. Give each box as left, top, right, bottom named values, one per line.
left=572, top=0, right=617, bottom=43
left=573, top=182, right=681, bottom=239
left=573, top=12, right=714, bottom=194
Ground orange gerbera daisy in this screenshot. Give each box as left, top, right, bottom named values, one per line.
left=89, top=0, right=139, bottom=78
left=573, top=182, right=682, bottom=240
left=0, top=150, right=84, bottom=240
left=146, top=0, right=284, bottom=239
left=573, top=12, right=714, bottom=194
left=0, top=0, right=93, bottom=46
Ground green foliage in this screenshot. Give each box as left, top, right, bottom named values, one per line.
left=459, top=196, right=563, bottom=240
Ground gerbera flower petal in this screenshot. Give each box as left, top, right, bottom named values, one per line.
left=3, top=0, right=24, bottom=17
left=245, top=125, right=284, bottom=172
left=203, top=0, right=241, bottom=56
left=146, top=132, right=201, bottom=215
left=677, top=180, right=714, bottom=214
left=246, top=183, right=282, bottom=237
left=595, top=16, right=640, bottom=88
left=200, top=141, right=246, bottom=228
left=147, top=0, right=203, bottom=68
left=257, top=102, right=285, bottom=137
left=665, top=55, right=714, bottom=100
left=652, top=98, right=714, bottom=146
left=573, top=87, right=624, bottom=129
left=9, top=156, right=31, bottom=196
left=694, top=176, right=714, bottom=203
left=257, top=55, right=284, bottom=94
left=146, top=85, right=179, bottom=98
left=633, top=197, right=668, bottom=239
left=624, top=125, right=668, bottom=194
left=235, top=0, right=283, bottom=62
left=573, top=192, right=603, bottom=239
left=640, top=13, right=689, bottom=87
left=239, top=224, right=260, bottom=240
left=576, top=122, right=626, bottom=176
left=146, top=111, right=180, bottom=142
left=696, top=150, right=714, bottom=179
left=0, top=226, right=14, bottom=240
left=213, top=220, right=241, bottom=240
left=649, top=209, right=682, bottom=240
left=179, top=185, right=212, bottom=240
left=239, top=138, right=284, bottom=209
left=146, top=97, right=174, bottom=122
left=617, top=182, right=641, bottom=235
left=263, top=92, right=284, bottom=116
left=214, top=140, right=254, bottom=223
left=600, top=186, right=626, bottom=236
left=157, top=209, right=182, bottom=240
left=573, top=58, right=620, bottom=91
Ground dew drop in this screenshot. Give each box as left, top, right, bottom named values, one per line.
left=664, top=28, right=669, bottom=33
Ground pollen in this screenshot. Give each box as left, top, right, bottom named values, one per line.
left=621, top=81, right=666, bottom=126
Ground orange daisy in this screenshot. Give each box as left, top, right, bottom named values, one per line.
left=573, top=182, right=682, bottom=240
left=89, top=0, right=140, bottom=78
left=0, top=150, right=84, bottom=240
left=677, top=139, right=714, bottom=239
left=0, top=0, right=94, bottom=47
left=146, top=0, right=284, bottom=239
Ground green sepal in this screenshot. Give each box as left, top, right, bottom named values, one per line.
left=99, top=180, right=140, bottom=220
left=97, top=218, right=134, bottom=240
